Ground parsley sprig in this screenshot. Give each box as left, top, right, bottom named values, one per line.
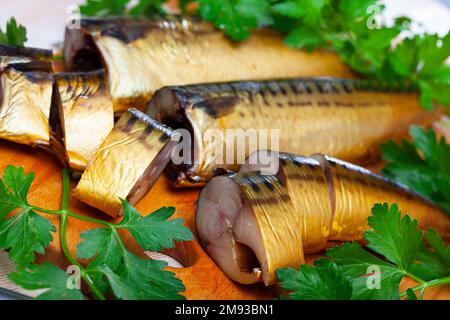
left=0, top=166, right=193, bottom=300
left=0, top=17, right=27, bottom=47
left=381, top=126, right=450, bottom=215
left=277, top=203, right=450, bottom=300
left=80, top=0, right=166, bottom=17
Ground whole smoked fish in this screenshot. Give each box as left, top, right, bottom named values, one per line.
left=196, top=151, right=450, bottom=285
left=148, top=78, right=437, bottom=187
left=64, top=16, right=353, bottom=112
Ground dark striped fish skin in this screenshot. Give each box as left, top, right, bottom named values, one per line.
left=75, top=108, right=179, bottom=217
left=148, top=77, right=437, bottom=187
left=0, top=61, right=54, bottom=147
left=241, top=150, right=450, bottom=245
left=0, top=44, right=52, bottom=70
left=49, top=70, right=114, bottom=172
left=321, top=155, right=450, bottom=241
left=64, top=15, right=353, bottom=113
left=197, top=151, right=450, bottom=285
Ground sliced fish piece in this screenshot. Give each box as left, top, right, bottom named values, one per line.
left=197, top=151, right=450, bottom=285
left=0, top=62, right=53, bottom=147
left=50, top=70, right=114, bottom=173
left=149, top=78, right=437, bottom=187
left=75, top=108, right=179, bottom=217
left=196, top=173, right=304, bottom=285
left=64, top=16, right=353, bottom=113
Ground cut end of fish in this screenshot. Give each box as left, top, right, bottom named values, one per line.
left=196, top=175, right=269, bottom=285
left=197, top=173, right=306, bottom=285
left=148, top=86, right=208, bottom=187
left=75, top=108, right=178, bottom=217
left=49, top=69, right=114, bottom=172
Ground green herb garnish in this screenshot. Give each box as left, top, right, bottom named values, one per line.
left=381, top=126, right=450, bottom=215
left=277, top=203, right=450, bottom=300
left=0, top=166, right=194, bottom=300
left=80, top=0, right=166, bottom=17
left=0, top=17, right=27, bottom=47
left=194, top=0, right=273, bottom=41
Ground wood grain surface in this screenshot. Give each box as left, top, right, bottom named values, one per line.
left=0, top=140, right=448, bottom=300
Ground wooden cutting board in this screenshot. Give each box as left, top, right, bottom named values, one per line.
left=0, top=140, right=449, bottom=300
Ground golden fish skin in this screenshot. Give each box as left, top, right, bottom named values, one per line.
left=230, top=173, right=305, bottom=285
left=0, top=62, right=53, bottom=147
left=276, top=153, right=332, bottom=252
left=197, top=151, right=449, bottom=285
left=322, top=156, right=450, bottom=241
left=64, top=16, right=353, bottom=113
left=75, top=108, right=178, bottom=217
left=241, top=151, right=450, bottom=251
left=149, top=78, right=437, bottom=187
left=50, top=70, right=114, bottom=172
left=0, top=44, right=52, bottom=70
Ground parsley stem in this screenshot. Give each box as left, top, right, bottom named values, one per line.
left=59, top=169, right=106, bottom=301
left=400, top=276, right=450, bottom=298
left=66, top=211, right=112, bottom=227
left=30, top=206, right=113, bottom=227
left=403, top=271, right=425, bottom=285
left=61, top=169, right=70, bottom=210
left=60, top=212, right=105, bottom=300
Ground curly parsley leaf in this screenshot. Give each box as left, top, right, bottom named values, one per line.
left=319, top=242, right=403, bottom=300
left=196, top=0, right=273, bottom=41
left=381, top=126, right=450, bottom=215
left=129, top=0, right=166, bottom=17
left=9, top=262, right=83, bottom=300
left=97, top=250, right=186, bottom=300
left=118, top=200, right=193, bottom=251
left=278, top=203, right=450, bottom=300
left=77, top=201, right=193, bottom=299
left=0, top=17, right=27, bottom=47
left=77, top=227, right=122, bottom=271
left=80, top=0, right=130, bottom=16
left=0, top=166, right=56, bottom=267
left=365, top=203, right=422, bottom=270
left=80, top=0, right=166, bottom=17
left=277, top=260, right=353, bottom=300
left=408, top=229, right=450, bottom=281
left=388, top=32, right=450, bottom=109
left=272, top=0, right=329, bottom=25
